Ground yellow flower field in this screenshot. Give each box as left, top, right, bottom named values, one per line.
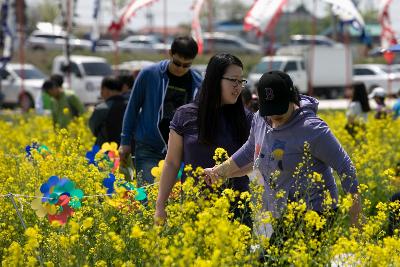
left=0, top=111, right=399, bottom=266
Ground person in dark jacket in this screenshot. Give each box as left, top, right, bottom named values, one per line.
left=89, top=76, right=126, bottom=146
left=118, top=74, right=135, bottom=102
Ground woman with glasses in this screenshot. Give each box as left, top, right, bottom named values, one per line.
left=155, top=53, right=252, bottom=227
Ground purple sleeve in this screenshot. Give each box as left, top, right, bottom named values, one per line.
left=310, top=120, right=359, bottom=194
left=232, top=114, right=256, bottom=168
left=169, top=107, right=186, bottom=136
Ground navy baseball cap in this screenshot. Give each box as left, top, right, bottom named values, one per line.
left=257, top=71, right=295, bottom=116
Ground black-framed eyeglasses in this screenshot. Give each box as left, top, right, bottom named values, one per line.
left=222, top=77, right=248, bottom=88
left=172, top=58, right=192, bottom=68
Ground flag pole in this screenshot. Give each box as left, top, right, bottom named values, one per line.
left=163, top=0, right=168, bottom=55
left=16, top=0, right=26, bottom=111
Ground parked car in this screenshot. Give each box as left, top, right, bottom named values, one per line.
left=27, top=30, right=92, bottom=51
left=52, top=55, right=113, bottom=104
left=92, top=39, right=116, bottom=52
left=289, top=35, right=339, bottom=46
left=389, top=64, right=400, bottom=73
left=202, top=32, right=261, bottom=54
left=118, top=35, right=169, bottom=53
left=353, top=64, right=400, bottom=95
left=192, top=64, right=207, bottom=78
left=113, top=60, right=154, bottom=76
left=0, top=63, right=47, bottom=109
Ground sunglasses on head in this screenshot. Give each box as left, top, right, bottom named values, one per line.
left=172, top=58, right=192, bottom=68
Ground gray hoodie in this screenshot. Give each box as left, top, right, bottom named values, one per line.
left=232, top=95, right=358, bottom=216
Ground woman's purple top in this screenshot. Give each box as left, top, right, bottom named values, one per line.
left=170, top=102, right=253, bottom=192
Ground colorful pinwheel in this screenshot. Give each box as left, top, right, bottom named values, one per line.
left=31, top=176, right=84, bottom=224
left=25, top=142, right=51, bottom=159
left=102, top=173, right=147, bottom=201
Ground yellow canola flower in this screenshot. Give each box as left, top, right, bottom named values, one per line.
left=130, top=225, right=144, bottom=239
left=81, top=217, right=94, bottom=231
left=304, top=210, right=326, bottom=230
left=151, top=160, right=164, bottom=181
left=213, top=147, right=229, bottom=165
left=1, top=109, right=400, bottom=266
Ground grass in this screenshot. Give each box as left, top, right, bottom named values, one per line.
left=22, top=49, right=263, bottom=76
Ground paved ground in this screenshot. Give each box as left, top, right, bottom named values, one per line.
left=0, top=98, right=397, bottom=114
left=318, top=98, right=397, bottom=110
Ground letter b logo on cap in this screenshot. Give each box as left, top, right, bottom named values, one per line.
left=265, top=87, right=274, bottom=101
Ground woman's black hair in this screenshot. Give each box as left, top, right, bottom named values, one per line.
left=352, top=82, right=371, bottom=112
left=197, top=53, right=248, bottom=145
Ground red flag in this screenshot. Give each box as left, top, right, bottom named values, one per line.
left=191, top=0, right=205, bottom=54
left=383, top=51, right=395, bottom=64
left=379, top=0, right=397, bottom=48
left=108, top=0, right=159, bottom=33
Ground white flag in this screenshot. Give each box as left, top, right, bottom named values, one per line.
left=321, top=0, right=365, bottom=29
left=244, top=0, right=288, bottom=35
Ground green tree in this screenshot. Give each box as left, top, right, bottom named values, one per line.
left=36, top=0, right=59, bottom=23
left=218, top=0, right=250, bottom=22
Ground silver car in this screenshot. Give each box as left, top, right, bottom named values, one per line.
left=27, top=30, right=92, bottom=51
left=202, top=32, right=261, bottom=54
left=118, top=35, right=169, bottom=53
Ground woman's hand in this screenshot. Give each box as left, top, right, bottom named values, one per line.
left=203, top=167, right=220, bottom=186
left=154, top=205, right=167, bottom=225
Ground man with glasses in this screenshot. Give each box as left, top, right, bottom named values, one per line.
left=119, top=36, right=202, bottom=186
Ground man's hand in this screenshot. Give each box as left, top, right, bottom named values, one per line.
left=118, top=145, right=131, bottom=167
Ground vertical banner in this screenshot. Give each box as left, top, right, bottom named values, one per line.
left=108, top=0, right=160, bottom=34
left=378, top=0, right=397, bottom=49
left=1, top=0, right=15, bottom=67
left=91, top=0, right=101, bottom=52
left=321, top=0, right=365, bottom=29
left=191, top=0, right=205, bottom=55
left=243, top=0, right=288, bottom=35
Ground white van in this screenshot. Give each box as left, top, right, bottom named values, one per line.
left=52, top=55, right=113, bottom=104
left=248, top=56, right=308, bottom=93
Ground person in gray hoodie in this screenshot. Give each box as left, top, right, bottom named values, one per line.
left=204, top=71, right=361, bottom=226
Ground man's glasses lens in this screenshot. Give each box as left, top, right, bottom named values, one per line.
left=173, top=59, right=192, bottom=68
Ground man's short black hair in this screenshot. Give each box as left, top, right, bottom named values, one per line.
left=42, top=80, right=56, bottom=92
left=50, top=74, right=64, bottom=87
left=241, top=88, right=252, bottom=105
left=118, top=74, right=135, bottom=89
left=170, top=36, right=198, bottom=59
left=101, top=76, right=122, bottom=92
